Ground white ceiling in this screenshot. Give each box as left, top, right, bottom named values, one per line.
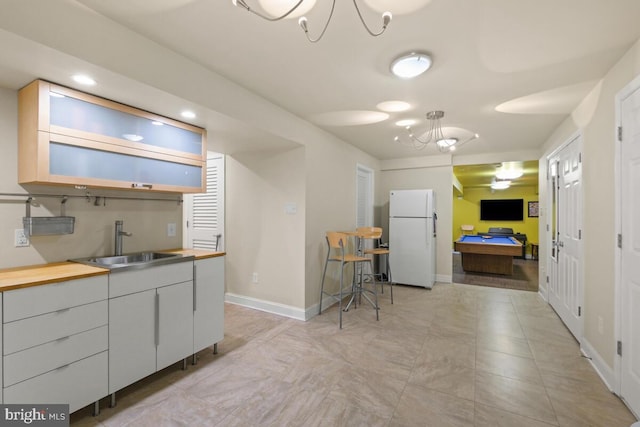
left=1, top=0, right=639, bottom=161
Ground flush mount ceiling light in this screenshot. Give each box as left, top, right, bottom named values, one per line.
left=394, top=110, right=479, bottom=153
left=491, top=179, right=511, bottom=190
left=496, top=161, right=524, bottom=180
left=390, top=52, right=432, bottom=79
left=231, top=0, right=392, bottom=43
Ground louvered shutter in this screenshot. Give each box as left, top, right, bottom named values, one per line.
left=184, top=153, right=224, bottom=250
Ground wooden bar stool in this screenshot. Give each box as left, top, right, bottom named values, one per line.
left=357, top=227, right=393, bottom=304
left=319, top=231, right=379, bottom=329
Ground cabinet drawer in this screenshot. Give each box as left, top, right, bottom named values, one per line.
left=4, top=300, right=107, bottom=355
left=3, top=275, right=107, bottom=322
left=109, top=261, right=193, bottom=298
left=4, top=351, right=108, bottom=414
left=4, top=325, right=108, bottom=387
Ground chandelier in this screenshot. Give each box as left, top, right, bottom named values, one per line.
left=231, top=0, right=392, bottom=43
left=394, top=110, right=479, bottom=153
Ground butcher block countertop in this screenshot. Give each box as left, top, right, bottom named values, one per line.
left=163, top=249, right=226, bottom=260
left=0, top=262, right=109, bottom=292
left=0, top=249, right=225, bottom=292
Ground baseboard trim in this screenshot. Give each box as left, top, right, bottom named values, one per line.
left=437, top=274, right=452, bottom=284
left=225, top=293, right=307, bottom=321
left=581, top=337, right=615, bottom=391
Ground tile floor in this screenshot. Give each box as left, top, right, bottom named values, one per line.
left=72, top=283, right=637, bottom=426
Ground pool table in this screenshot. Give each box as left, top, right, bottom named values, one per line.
left=454, top=235, right=523, bottom=275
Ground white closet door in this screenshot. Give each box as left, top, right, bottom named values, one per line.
left=184, top=152, right=225, bottom=250
left=620, top=79, right=640, bottom=417
left=548, top=134, right=583, bottom=342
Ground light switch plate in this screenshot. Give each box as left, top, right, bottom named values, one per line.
left=167, top=223, right=176, bottom=237
left=284, top=202, right=297, bottom=215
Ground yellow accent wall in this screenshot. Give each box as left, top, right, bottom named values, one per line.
left=452, top=185, right=539, bottom=256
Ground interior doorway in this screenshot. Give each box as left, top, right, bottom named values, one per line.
left=356, top=164, right=374, bottom=228
left=451, top=161, right=539, bottom=291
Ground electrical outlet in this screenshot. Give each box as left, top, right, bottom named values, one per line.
left=15, top=229, right=29, bottom=247
left=167, top=223, right=176, bottom=237
left=252, top=272, right=259, bottom=284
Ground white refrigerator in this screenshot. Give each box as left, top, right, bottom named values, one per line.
left=389, top=189, right=437, bottom=289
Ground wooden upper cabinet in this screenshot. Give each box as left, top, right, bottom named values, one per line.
left=18, top=80, right=206, bottom=193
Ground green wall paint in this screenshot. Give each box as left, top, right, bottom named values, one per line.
left=452, top=185, right=539, bottom=256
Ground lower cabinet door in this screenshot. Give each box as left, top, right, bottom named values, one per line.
left=109, top=289, right=156, bottom=393
left=194, top=257, right=224, bottom=353
left=3, top=351, right=108, bottom=413
left=157, top=281, right=194, bottom=370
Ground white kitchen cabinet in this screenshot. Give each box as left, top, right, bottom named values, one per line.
left=4, top=352, right=108, bottom=414
left=2, top=275, right=108, bottom=412
left=107, top=262, right=193, bottom=398
left=18, top=79, right=206, bottom=193
left=194, top=256, right=225, bottom=354
left=0, top=293, right=2, bottom=403
left=157, top=281, right=194, bottom=370
left=108, top=289, right=156, bottom=394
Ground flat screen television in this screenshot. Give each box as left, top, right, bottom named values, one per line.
left=480, top=199, right=523, bottom=221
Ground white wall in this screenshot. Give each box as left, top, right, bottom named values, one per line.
left=225, top=147, right=306, bottom=309
left=0, top=87, right=184, bottom=269
left=304, top=129, right=382, bottom=310
left=539, top=39, right=640, bottom=372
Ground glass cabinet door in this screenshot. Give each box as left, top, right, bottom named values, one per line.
left=49, top=142, right=202, bottom=189
left=49, top=90, right=203, bottom=156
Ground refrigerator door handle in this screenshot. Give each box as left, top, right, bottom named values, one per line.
left=433, top=213, right=437, bottom=237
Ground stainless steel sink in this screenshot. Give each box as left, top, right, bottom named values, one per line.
left=72, top=251, right=193, bottom=271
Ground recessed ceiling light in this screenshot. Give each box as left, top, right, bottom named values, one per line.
left=181, top=110, right=196, bottom=119
left=72, top=74, right=96, bottom=86
left=390, top=52, right=432, bottom=79
left=395, top=119, right=418, bottom=127
left=377, top=101, right=411, bottom=112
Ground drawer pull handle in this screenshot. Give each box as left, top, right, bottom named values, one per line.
left=56, top=363, right=71, bottom=371
left=56, top=307, right=71, bottom=313
left=132, top=183, right=153, bottom=189
left=56, top=336, right=71, bottom=342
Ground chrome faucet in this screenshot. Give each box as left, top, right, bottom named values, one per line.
left=114, top=220, right=132, bottom=256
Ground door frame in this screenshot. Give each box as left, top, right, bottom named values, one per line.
left=614, top=71, right=640, bottom=401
